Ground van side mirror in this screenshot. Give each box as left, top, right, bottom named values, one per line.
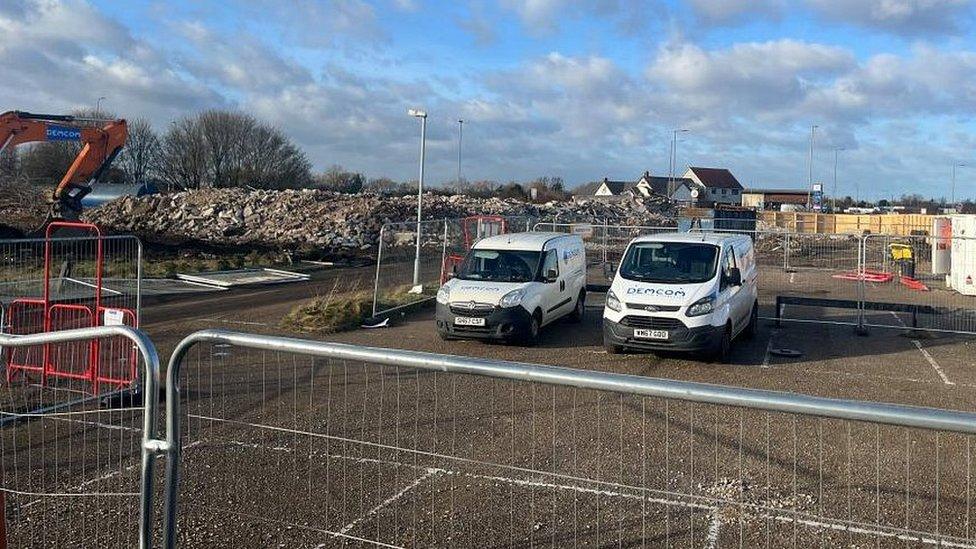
left=727, top=267, right=742, bottom=286
left=545, top=268, right=558, bottom=282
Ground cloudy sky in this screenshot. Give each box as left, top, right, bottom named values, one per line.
left=2, top=0, right=975, bottom=199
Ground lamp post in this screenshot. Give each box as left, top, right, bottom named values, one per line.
left=408, top=108, right=427, bottom=287
left=668, top=128, right=689, bottom=198
left=952, top=163, right=966, bottom=209
left=807, top=125, right=818, bottom=209
left=832, top=147, right=844, bottom=213
left=457, top=119, right=464, bottom=187
left=95, top=96, right=106, bottom=118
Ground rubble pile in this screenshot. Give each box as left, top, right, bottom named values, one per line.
left=83, top=188, right=676, bottom=254
left=0, top=182, right=48, bottom=236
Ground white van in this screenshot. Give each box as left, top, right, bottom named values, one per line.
left=436, top=232, right=586, bottom=344
left=602, top=232, right=758, bottom=361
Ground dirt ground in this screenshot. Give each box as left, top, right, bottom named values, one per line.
left=6, top=262, right=976, bottom=548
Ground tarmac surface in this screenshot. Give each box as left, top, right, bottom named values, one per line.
left=6, top=262, right=976, bottom=548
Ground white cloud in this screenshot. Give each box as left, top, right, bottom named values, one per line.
left=687, top=0, right=782, bottom=23
left=807, top=0, right=975, bottom=35
left=649, top=39, right=853, bottom=117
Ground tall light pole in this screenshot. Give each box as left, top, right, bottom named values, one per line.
left=457, top=119, right=464, bottom=187
left=952, top=162, right=966, bottom=209
left=807, top=125, right=818, bottom=209
left=95, top=96, right=106, bottom=118
left=832, top=147, right=844, bottom=213
left=668, top=129, right=689, bottom=198
left=408, top=108, right=427, bottom=287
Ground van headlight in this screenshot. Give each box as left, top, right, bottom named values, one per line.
left=436, top=287, right=450, bottom=304
left=499, top=289, right=525, bottom=308
left=605, top=290, right=622, bottom=312
left=686, top=295, right=715, bottom=317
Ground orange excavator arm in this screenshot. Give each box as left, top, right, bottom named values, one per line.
left=0, top=110, right=127, bottom=220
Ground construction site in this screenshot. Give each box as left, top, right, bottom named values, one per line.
left=3, top=105, right=976, bottom=549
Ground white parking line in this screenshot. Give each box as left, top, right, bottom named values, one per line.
left=889, top=312, right=953, bottom=385
left=334, top=470, right=438, bottom=539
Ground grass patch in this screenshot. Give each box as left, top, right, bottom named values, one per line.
left=280, top=283, right=432, bottom=334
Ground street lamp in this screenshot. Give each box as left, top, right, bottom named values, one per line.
left=807, top=125, right=818, bottom=209
left=408, top=108, right=428, bottom=288
left=951, top=162, right=966, bottom=209
left=457, top=119, right=464, bottom=187
left=95, top=96, right=106, bottom=118
left=668, top=128, right=689, bottom=198
left=832, top=147, right=845, bottom=213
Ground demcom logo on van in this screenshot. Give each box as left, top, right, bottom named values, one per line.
left=626, top=287, right=686, bottom=298
left=45, top=125, right=82, bottom=141
left=562, top=247, right=582, bottom=262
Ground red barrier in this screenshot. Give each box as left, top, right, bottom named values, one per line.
left=5, top=222, right=138, bottom=394
left=45, top=304, right=96, bottom=386
left=95, top=306, right=138, bottom=392
left=4, top=298, right=46, bottom=383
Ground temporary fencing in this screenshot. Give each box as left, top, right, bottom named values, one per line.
left=0, top=325, right=165, bottom=549
left=531, top=223, right=976, bottom=335
left=0, top=222, right=142, bottom=394
left=372, top=216, right=535, bottom=317
left=161, top=329, right=976, bottom=548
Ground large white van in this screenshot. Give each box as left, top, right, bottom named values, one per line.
left=436, top=232, right=586, bottom=344
left=602, top=232, right=758, bottom=361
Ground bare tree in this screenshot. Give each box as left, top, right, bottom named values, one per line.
left=158, top=110, right=312, bottom=190
left=116, top=118, right=160, bottom=184
left=313, top=164, right=364, bottom=193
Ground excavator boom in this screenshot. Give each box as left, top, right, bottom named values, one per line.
left=0, top=110, right=127, bottom=222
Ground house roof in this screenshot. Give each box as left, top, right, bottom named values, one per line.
left=687, top=167, right=743, bottom=189
left=640, top=176, right=694, bottom=197
left=599, top=179, right=636, bottom=195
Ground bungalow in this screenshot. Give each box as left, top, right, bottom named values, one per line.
left=741, top=188, right=809, bottom=211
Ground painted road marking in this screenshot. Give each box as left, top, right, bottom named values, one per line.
left=889, top=312, right=953, bottom=385
left=187, top=437, right=976, bottom=548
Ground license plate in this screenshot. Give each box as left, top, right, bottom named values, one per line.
left=454, top=317, right=486, bottom=326
left=634, top=329, right=668, bottom=340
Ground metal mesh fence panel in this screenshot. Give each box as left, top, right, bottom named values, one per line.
left=0, top=326, right=164, bottom=549
left=165, top=331, right=976, bottom=548
left=372, top=217, right=535, bottom=317
left=0, top=232, right=142, bottom=394
left=862, top=234, right=976, bottom=334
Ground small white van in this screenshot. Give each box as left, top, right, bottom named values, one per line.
left=602, top=232, right=758, bottom=361
left=436, top=232, right=586, bottom=344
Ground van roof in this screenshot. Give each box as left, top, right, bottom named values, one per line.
left=472, top=232, right=577, bottom=251
left=630, top=231, right=749, bottom=246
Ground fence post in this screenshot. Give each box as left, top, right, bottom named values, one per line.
left=440, top=220, right=449, bottom=284
left=371, top=224, right=386, bottom=317
left=855, top=235, right=869, bottom=336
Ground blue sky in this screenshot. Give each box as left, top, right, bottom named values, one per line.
left=3, top=0, right=976, bottom=199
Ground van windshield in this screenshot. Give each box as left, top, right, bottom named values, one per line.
left=619, top=242, right=719, bottom=284
left=456, top=249, right=540, bottom=283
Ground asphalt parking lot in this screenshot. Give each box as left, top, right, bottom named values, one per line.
left=8, top=265, right=976, bottom=547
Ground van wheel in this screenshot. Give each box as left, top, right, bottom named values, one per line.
left=568, top=291, right=586, bottom=323
left=709, top=324, right=732, bottom=363
left=743, top=302, right=759, bottom=340
left=521, top=312, right=542, bottom=346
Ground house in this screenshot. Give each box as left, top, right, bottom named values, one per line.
left=682, top=167, right=743, bottom=206
left=593, top=171, right=695, bottom=202
left=741, top=188, right=809, bottom=211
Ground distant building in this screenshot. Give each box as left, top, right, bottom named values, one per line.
left=741, top=188, right=809, bottom=211
left=682, top=167, right=743, bottom=206
left=593, top=171, right=695, bottom=203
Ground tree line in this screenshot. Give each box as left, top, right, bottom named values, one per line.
left=0, top=108, right=574, bottom=202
